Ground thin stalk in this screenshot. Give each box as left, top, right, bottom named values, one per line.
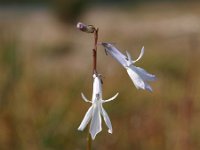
left=87, top=131, right=92, bottom=150
left=93, top=28, right=99, bottom=74
left=87, top=27, right=99, bottom=150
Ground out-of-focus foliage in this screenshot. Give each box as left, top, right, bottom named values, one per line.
left=52, top=0, right=89, bottom=23
left=0, top=0, right=198, bottom=23
left=0, top=1, right=200, bottom=150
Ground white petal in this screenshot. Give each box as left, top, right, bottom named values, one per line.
left=103, top=93, right=119, bottom=103
left=81, top=93, right=91, bottom=103
left=126, top=67, right=145, bottom=90
left=101, top=106, right=113, bottom=134
left=78, top=106, right=93, bottom=131
left=90, top=105, right=102, bottom=140
left=102, top=43, right=127, bottom=67
left=144, top=83, right=153, bottom=92
left=92, top=75, right=102, bottom=102
left=127, top=66, right=154, bottom=91
left=134, top=67, right=156, bottom=81
left=133, top=46, right=144, bottom=63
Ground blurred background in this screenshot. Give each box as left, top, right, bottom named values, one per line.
left=0, top=0, right=200, bottom=150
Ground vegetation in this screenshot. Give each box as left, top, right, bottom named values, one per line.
left=0, top=2, right=200, bottom=150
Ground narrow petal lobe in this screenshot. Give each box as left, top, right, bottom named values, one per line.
left=81, top=93, right=91, bottom=103
left=134, top=66, right=156, bottom=81
left=103, top=93, right=119, bottom=103
left=78, top=106, right=93, bottom=131
left=126, top=67, right=145, bottom=90
left=101, top=106, right=113, bottom=134
left=133, top=46, right=144, bottom=63
left=90, top=105, right=102, bottom=140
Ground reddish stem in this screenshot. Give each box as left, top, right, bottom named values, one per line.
left=87, top=27, right=98, bottom=150
left=93, top=28, right=99, bottom=74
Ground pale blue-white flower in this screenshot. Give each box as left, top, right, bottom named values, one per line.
left=78, top=74, right=118, bottom=140
left=102, top=43, right=156, bottom=92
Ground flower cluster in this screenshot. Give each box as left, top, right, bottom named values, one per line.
left=77, top=23, right=156, bottom=140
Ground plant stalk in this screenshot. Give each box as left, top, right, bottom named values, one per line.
left=87, top=131, right=92, bottom=150
left=87, top=27, right=98, bottom=150
left=93, top=28, right=99, bottom=74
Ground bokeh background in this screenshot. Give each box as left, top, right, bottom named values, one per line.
left=0, top=0, right=200, bottom=150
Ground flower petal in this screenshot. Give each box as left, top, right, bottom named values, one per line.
left=92, top=74, right=102, bottom=102
left=81, top=92, right=91, bottom=103
left=133, top=46, right=144, bottom=63
left=78, top=106, right=93, bottom=131
left=144, top=83, right=153, bottom=92
left=134, top=66, right=156, bottom=81
left=127, top=66, right=154, bottom=92
left=102, top=43, right=127, bottom=67
left=101, top=106, right=112, bottom=134
left=103, top=93, right=119, bottom=103
left=126, top=67, right=145, bottom=90
left=90, top=105, right=102, bottom=140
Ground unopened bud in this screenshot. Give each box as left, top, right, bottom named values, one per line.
left=77, top=22, right=96, bottom=33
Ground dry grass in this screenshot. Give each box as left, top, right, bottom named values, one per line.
left=0, top=2, right=200, bottom=150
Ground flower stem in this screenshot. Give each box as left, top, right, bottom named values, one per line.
left=87, top=131, right=92, bottom=150
left=87, top=27, right=99, bottom=150
left=93, top=28, right=99, bottom=74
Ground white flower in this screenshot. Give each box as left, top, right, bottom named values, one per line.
left=102, top=43, right=156, bottom=92
left=78, top=74, right=118, bottom=140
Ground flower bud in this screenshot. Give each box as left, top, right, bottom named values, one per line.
left=77, top=22, right=96, bottom=33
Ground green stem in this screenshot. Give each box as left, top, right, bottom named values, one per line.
left=87, top=131, right=92, bottom=150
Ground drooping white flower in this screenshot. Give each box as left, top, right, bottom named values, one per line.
left=102, top=43, right=156, bottom=92
left=78, top=74, right=118, bottom=140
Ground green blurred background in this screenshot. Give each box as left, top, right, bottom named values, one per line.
left=0, top=0, right=200, bottom=150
